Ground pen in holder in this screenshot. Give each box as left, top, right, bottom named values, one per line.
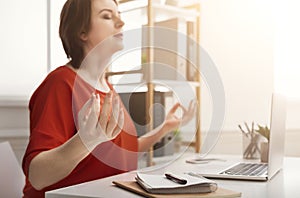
left=239, top=122, right=261, bottom=159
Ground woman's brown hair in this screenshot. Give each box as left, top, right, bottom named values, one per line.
left=59, top=0, right=117, bottom=69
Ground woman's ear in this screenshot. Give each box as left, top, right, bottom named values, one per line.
left=80, top=31, right=88, bottom=41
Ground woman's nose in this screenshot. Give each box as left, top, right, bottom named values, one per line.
left=115, top=18, right=125, bottom=29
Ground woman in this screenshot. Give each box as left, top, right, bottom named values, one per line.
left=22, top=0, right=196, bottom=197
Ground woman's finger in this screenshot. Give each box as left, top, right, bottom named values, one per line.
left=179, top=104, right=188, bottom=114
left=111, top=107, right=124, bottom=138
left=106, top=96, right=120, bottom=136
left=78, top=94, right=94, bottom=123
left=180, top=99, right=196, bottom=116
left=84, top=94, right=100, bottom=132
left=168, top=103, right=180, bottom=114
left=181, top=100, right=197, bottom=125
left=183, top=100, right=196, bottom=115
left=188, top=99, right=197, bottom=116
left=191, top=99, right=197, bottom=110
left=98, top=91, right=112, bottom=130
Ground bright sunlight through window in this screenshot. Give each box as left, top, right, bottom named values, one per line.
left=275, top=0, right=300, bottom=100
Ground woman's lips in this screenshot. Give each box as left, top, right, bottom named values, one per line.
left=114, top=33, right=123, bottom=39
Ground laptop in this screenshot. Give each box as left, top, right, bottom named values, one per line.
left=190, top=93, right=286, bottom=181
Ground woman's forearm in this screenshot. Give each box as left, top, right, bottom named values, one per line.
left=138, top=124, right=169, bottom=152
left=28, top=133, right=90, bottom=190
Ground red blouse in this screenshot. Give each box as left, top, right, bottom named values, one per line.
left=22, top=66, right=138, bottom=198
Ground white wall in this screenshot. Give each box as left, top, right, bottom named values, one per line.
left=198, top=0, right=300, bottom=133
left=195, top=0, right=300, bottom=156
left=274, top=0, right=300, bottom=99
left=199, top=0, right=274, bottom=133
left=50, top=0, right=69, bottom=69
left=0, top=0, right=47, bottom=163
left=274, top=0, right=300, bottom=130
left=0, top=0, right=47, bottom=97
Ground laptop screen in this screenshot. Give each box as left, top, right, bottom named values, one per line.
left=267, top=93, right=286, bottom=179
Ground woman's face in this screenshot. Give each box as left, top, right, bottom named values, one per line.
left=82, top=0, right=124, bottom=56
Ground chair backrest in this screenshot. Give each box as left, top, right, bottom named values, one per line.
left=0, top=141, right=25, bottom=197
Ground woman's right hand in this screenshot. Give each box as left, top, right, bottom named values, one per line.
left=78, top=92, right=124, bottom=151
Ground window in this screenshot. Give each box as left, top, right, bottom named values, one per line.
left=274, top=0, right=300, bottom=99
left=0, top=0, right=47, bottom=98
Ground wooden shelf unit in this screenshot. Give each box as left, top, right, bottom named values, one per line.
left=111, top=0, right=201, bottom=166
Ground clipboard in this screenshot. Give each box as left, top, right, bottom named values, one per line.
left=112, top=181, right=242, bottom=198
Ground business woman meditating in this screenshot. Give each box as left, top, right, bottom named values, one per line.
left=22, top=0, right=196, bottom=197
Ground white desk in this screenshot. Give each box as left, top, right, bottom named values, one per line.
left=46, top=154, right=300, bottom=198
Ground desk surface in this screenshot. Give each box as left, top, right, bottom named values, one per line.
left=46, top=154, right=300, bottom=198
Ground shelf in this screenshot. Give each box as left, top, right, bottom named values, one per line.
left=115, top=0, right=202, bottom=165
left=106, top=69, right=143, bottom=77
left=152, top=79, right=200, bottom=87
left=113, top=80, right=200, bottom=93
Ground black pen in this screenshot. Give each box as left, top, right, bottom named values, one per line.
left=165, top=173, right=187, bottom=185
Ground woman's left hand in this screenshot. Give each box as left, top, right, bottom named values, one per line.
left=162, top=99, right=197, bottom=133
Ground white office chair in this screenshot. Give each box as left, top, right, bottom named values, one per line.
left=0, top=141, right=25, bottom=198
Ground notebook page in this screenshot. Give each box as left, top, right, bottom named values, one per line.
left=137, top=173, right=216, bottom=189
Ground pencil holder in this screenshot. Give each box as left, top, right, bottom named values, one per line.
left=242, top=133, right=261, bottom=159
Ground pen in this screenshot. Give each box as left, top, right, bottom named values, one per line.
left=165, top=173, right=187, bottom=185
left=238, top=124, right=249, bottom=138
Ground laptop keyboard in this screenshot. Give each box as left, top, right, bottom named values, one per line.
left=220, top=163, right=268, bottom=176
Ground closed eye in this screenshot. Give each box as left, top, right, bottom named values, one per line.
left=98, top=9, right=121, bottom=20
left=103, top=14, right=112, bottom=19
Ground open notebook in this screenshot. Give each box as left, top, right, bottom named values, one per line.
left=113, top=172, right=242, bottom=198
left=135, top=172, right=217, bottom=194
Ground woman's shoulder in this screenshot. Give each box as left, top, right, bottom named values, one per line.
left=46, top=65, right=76, bottom=82
left=30, top=66, right=76, bottom=103
left=36, top=65, right=77, bottom=90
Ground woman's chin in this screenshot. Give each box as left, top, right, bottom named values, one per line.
left=111, top=43, right=124, bottom=53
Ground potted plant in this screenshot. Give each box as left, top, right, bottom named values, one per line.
left=255, top=124, right=270, bottom=162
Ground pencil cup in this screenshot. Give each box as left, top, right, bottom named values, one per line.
left=242, top=133, right=261, bottom=159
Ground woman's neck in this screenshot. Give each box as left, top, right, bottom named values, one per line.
left=80, top=70, right=110, bottom=93
left=69, top=49, right=113, bottom=93
left=67, top=63, right=111, bottom=93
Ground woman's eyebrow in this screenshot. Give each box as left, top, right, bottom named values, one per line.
left=98, top=8, right=120, bottom=15
left=98, top=8, right=113, bottom=14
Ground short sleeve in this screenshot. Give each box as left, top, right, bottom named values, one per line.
left=22, top=69, right=76, bottom=176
